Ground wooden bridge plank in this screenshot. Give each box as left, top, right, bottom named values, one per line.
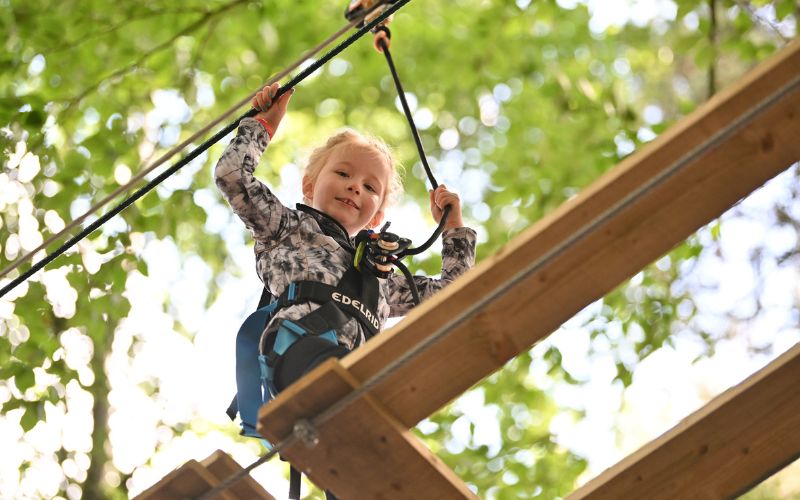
left=568, top=342, right=800, bottom=499
left=134, top=450, right=275, bottom=500
left=255, top=40, right=799, bottom=498
left=201, top=450, right=276, bottom=500
left=342, top=39, right=800, bottom=428
left=258, top=359, right=476, bottom=499
left=134, top=459, right=234, bottom=500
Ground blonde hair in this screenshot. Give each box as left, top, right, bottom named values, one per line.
left=303, top=129, right=403, bottom=210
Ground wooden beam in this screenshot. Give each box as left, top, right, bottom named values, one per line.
left=341, top=38, right=800, bottom=428
left=259, top=359, right=476, bottom=499
left=201, top=451, right=275, bottom=500
left=134, top=458, right=233, bottom=500
left=258, top=39, right=800, bottom=496
left=134, top=450, right=275, bottom=500
left=567, top=341, right=800, bottom=499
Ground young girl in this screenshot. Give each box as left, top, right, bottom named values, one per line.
left=215, top=82, right=476, bottom=393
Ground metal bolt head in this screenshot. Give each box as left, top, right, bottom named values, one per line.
left=293, top=419, right=320, bottom=448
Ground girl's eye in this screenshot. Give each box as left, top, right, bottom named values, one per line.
left=365, top=184, right=376, bottom=193
left=335, top=170, right=348, bottom=177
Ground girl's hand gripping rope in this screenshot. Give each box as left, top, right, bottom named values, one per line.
left=251, top=82, right=294, bottom=138
left=430, top=185, right=464, bottom=230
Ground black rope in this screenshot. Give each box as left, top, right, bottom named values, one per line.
left=393, top=259, right=420, bottom=305
left=377, top=29, right=436, bottom=189
left=376, top=33, right=451, bottom=258
left=0, top=0, right=410, bottom=300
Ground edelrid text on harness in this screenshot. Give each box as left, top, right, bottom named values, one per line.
left=227, top=204, right=387, bottom=439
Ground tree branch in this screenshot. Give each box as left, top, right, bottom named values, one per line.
left=82, top=321, right=112, bottom=500
left=708, top=0, right=717, bottom=98
left=191, top=16, right=219, bottom=74
left=732, top=0, right=791, bottom=43
left=45, top=6, right=212, bottom=55
left=60, top=0, right=248, bottom=114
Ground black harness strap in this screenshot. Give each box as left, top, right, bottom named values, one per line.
left=272, top=267, right=380, bottom=337
left=257, top=204, right=381, bottom=340
left=257, top=286, right=272, bottom=309
left=289, top=466, right=301, bottom=499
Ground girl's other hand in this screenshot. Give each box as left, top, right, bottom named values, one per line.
left=429, top=185, right=465, bottom=230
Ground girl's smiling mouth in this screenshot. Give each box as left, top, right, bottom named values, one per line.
left=336, top=197, right=359, bottom=210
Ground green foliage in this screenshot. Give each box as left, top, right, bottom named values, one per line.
left=1, top=0, right=796, bottom=498
left=421, top=353, right=589, bottom=498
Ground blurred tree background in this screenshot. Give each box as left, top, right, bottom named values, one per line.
left=1, top=0, right=798, bottom=498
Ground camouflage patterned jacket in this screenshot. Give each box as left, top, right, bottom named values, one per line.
left=215, top=118, right=477, bottom=349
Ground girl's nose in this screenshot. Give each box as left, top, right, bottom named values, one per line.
left=347, top=182, right=360, bottom=194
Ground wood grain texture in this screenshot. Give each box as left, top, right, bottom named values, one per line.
left=201, top=450, right=276, bottom=500
left=133, top=459, right=235, bottom=500
left=134, top=451, right=275, bottom=500
left=342, top=39, right=800, bottom=428
left=568, top=342, right=800, bottom=499
left=259, top=359, right=476, bottom=499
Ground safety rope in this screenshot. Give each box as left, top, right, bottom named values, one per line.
left=193, top=63, right=800, bottom=500
left=0, top=20, right=359, bottom=284
left=0, top=0, right=408, bottom=299
left=375, top=30, right=452, bottom=258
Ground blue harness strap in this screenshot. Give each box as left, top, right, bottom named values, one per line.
left=232, top=302, right=339, bottom=440
left=234, top=302, right=278, bottom=440
left=264, top=320, right=338, bottom=399
left=230, top=265, right=379, bottom=441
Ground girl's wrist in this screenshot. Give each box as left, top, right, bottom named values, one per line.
left=444, top=218, right=465, bottom=230
left=254, top=116, right=274, bottom=139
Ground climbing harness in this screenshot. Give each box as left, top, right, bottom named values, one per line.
left=225, top=8, right=456, bottom=499
left=228, top=207, right=380, bottom=439
left=229, top=207, right=420, bottom=499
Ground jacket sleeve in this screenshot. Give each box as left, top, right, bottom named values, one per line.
left=385, top=226, right=477, bottom=317
left=214, top=118, right=292, bottom=243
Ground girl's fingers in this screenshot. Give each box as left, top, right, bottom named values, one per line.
left=437, top=195, right=459, bottom=212
left=435, top=188, right=455, bottom=206
left=253, top=84, right=281, bottom=111
left=259, top=98, right=273, bottom=111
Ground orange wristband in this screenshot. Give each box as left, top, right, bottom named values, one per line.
left=254, top=116, right=274, bottom=139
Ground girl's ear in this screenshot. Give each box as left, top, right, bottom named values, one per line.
left=368, top=210, right=384, bottom=230
left=302, top=175, right=314, bottom=202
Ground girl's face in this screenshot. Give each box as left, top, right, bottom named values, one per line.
left=302, top=142, right=390, bottom=236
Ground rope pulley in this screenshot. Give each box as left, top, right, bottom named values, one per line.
left=345, top=0, right=398, bottom=26
left=354, top=222, right=412, bottom=277
left=341, top=1, right=452, bottom=304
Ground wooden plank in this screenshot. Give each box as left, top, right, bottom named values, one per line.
left=134, top=451, right=275, bottom=500
left=201, top=450, right=276, bottom=500
left=258, top=359, right=476, bottom=499
left=338, top=39, right=800, bottom=428
left=255, top=40, right=799, bottom=498
left=567, top=342, right=800, bottom=499
left=133, top=459, right=236, bottom=500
